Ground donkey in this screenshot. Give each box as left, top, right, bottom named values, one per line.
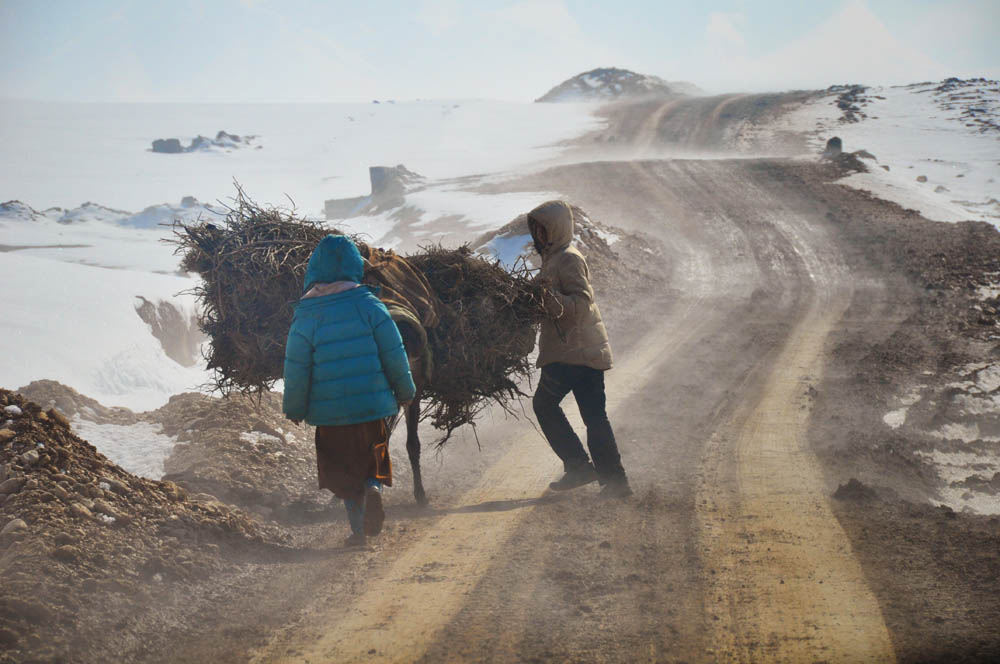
left=393, top=325, right=429, bottom=505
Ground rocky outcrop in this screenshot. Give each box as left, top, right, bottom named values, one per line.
left=324, top=165, right=423, bottom=219
left=536, top=67, right=702, bottom=103
left=133, top=297, right=204, bottom=367
left=0, top=200, right=47, bottom=223
left=828, top=84, right=870, bottom=123
left=151, top=130, right=257, bottom=153
left=822, top=136, right=843, bottom=158
left=151, top=138, right=184, bottom=154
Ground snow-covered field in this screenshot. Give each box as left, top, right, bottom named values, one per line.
left=782, top=79, right=1000, bottom=226
left=0, top=251, right=206, bottom=411
left=792, top=81, right=1000, bottom=224
left=0, top=99, right=599, bottom=422
left=0, top=99, right=599, bottom=215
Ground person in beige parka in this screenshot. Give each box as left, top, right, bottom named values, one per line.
left=528, top=200, right=631, bottom=498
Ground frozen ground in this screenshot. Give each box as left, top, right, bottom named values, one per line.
left=0, top=99, right=600, bottom=419
left=70, top=418, right=178, bottom=479
left=781, top=79, right=1000, bottom=225
left=881, top=361, right=1000, bottom=515
left=0, top=99, right=599, bottom=216
left=0, top=198, right=223, bottom=273
left=0, top=251, right=207, bottom=411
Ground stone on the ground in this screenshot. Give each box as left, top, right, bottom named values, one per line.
left=151, top=138, right=184, bottom=154
left=69, top=502, right=93, bottom=519
left=0, top=477, right=24, bottom=494
left=1, top=518, right=27, bottom=536
left=46, top=408, right=71, bottom=429
left=822, top=136, right=843, bottom=158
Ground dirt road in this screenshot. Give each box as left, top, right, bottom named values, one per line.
left=102, top=96, right=1000, bottom=664
left=217, top=138, right=901, bottom=663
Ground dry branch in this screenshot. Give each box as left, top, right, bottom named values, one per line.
left=170, top=186, right=547, bottom=441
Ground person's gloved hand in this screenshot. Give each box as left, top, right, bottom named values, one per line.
left=287, top=417, right=302, bottom=426
left=540, top=285, right=564, bottom=319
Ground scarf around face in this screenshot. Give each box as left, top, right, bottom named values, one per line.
left=301, top=281, right=360, bottom=299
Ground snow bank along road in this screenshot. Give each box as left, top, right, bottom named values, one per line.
left=239, top=133, right=899, bottom=664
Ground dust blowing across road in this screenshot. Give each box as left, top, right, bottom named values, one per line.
left=3, top=78, right=1000, bottom=663
left=253, top=129, right=931, bottom=661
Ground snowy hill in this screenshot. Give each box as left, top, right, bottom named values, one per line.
left=773, top=77, right=1000, bottom=225
left=0, top=196, right=227, bottom=412
left=536, top=67, right=702, bottom=103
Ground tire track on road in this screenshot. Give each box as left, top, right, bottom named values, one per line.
left=697, top=253, right=894, bottom=662
left=252, top=240, right=715, bottom=664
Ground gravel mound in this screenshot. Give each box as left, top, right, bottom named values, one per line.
left=0, top=389, right=285, bottom=661
left=157, top=392, right=323, bottom=519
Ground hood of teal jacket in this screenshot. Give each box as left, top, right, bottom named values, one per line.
left=303, top=234, right=363, bottom=293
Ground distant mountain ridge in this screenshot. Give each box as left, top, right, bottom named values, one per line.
left=536, top=67, right=702, bottom=103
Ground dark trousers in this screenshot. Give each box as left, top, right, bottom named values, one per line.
left=532, top=362, right=626, bottom=482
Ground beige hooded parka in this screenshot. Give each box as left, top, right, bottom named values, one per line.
left=529, top=200, right=613, bottom=371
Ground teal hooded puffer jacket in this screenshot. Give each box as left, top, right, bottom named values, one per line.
left=282, top=235, right=416, bottom=426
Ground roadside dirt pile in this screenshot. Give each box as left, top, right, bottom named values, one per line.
left=15, top=381, right=326, bottom=520
left=16, top=379, right=137, bottom=425
left=157, top=392, right=322, bottom=519
left=0, top=389, right=283, bottom=661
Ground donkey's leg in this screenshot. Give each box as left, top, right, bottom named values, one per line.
left=405, top=397, right=428, bottom=505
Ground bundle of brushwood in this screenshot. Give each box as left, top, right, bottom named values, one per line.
left=407, top=246, right=545, bottom=438
left=171, top=187, right=547, bottom=441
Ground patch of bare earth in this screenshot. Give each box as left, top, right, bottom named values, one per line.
left=791, top=165, right=1000, bottom=662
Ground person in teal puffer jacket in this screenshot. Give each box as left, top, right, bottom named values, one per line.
left=283, top=234, right=415, bottom=547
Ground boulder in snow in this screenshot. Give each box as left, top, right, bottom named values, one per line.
left=151, top=138, right=184, bottom=154
left=821, top=136, right=843, bottom=159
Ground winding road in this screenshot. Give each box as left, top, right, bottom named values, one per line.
left=160, top=97, right=902, bottom=663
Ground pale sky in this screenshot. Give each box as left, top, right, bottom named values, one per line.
left=1, top=0, right=997, bottom=103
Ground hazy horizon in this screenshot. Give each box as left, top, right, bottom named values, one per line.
left=1, top=0, right=997, bottom=104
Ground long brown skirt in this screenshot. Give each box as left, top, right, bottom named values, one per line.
left=314, top=419, right=392, bottom=502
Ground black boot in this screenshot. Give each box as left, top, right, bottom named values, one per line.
left=599, top=475, right=633, bottom=499
left=549, top=463, right=599, bottom=491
